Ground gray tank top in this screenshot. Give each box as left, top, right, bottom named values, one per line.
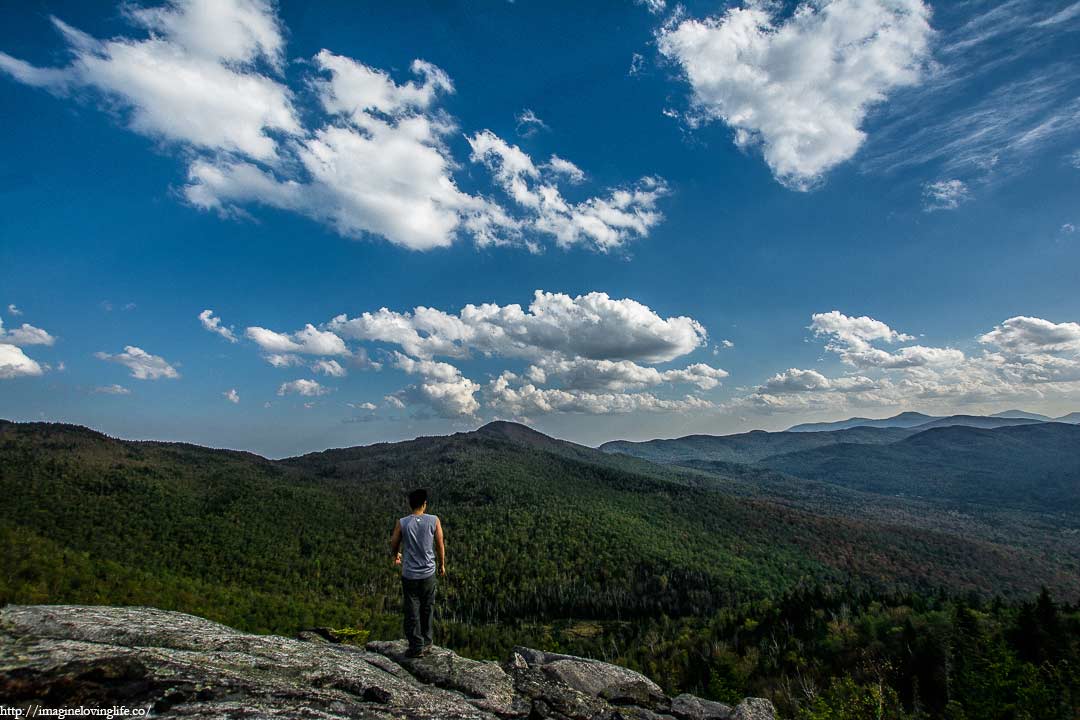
left=400, top=513, right=437, bottom=579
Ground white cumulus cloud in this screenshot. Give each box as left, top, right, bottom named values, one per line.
left=329, top=290, right=706, bottom=363
left=245, top=290, right=716, bottom=419
left=311, top=359, right=347, bottom=377
left=661, top=362, right=729, bottom=390
left=0, top=6, right=299, bottom=160
left=810, top=310, right=963, bottom=370
left=199, top=309, right=238, bottom=342
left=0, top=344, right=44, bottom=379
left=264, top=353, right=304, bottom=368
left=658, top=0, right=932, bottom=189
left=185, top=50, right=517, bottom=251
left=246, top=324, right=348, bottom=357
left=277, top=379, right=329, bottom=397
left=738, top=311, right=1080, bottom=413
left=468, top=130, right=668, bottom=252
left=388, top=352, right=480, bottom=417
left=0, top=316, right=54, bottom=378
left=979, top=316, right=1080, bottom=355
left=544, top=156, right=585, bottom=184
left=524, top=357, right=728, bottom=392
left=487, top=371, right=714, bottom=417
left=2, top=0, right=666, bottom=254
left=0, top=323, right=56, bottom=347
left=95, top=346, right=180, bottom=380
left=811, top=310, right=913, bottom=346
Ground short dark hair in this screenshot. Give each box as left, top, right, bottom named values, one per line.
left=407, top=488, right=428, bottom=510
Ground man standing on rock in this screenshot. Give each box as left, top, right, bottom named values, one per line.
left=390, top=488, right=446, bottom=657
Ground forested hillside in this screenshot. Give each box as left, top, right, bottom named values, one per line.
left=759, top=423, right=1080, bottom=513
left=1, top=418, right=1078, bottom=718
left=602, top=422, right=1080, bottom=514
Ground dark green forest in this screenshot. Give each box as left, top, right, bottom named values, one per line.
left=1, top=419, right=1078, bottom=718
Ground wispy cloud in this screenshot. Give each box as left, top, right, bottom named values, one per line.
left=1035, top=1, right=1080, bottom=27
left=862, top=0, right=1080, bottom=188
left=866, top=66, right=1080, bottom=177
left=635, top=0, right=666, bottom=16
left=93, top=384, right=131, bottom=395
left=515, top=109, right=548, bottom=138
left=923, top=179, right=971, bottom=211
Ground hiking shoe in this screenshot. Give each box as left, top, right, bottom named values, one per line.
left=404, top=646, right=425, bottom=658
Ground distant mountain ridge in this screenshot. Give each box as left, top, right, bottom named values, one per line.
left=600, top=419, right=1080, bottom=513
left=991, top=409, right=1054, bottom=421
left=786, top=411, right=940, bottom=432
left=910, top=415, right=1044, bottom=430
left=597, top=412, right=1076, bottom=468
left=599, top=425, right=914, bottom=464
left=785, top=409, right=1079, bottom=433
left=759, top=422, right=1080, bottom=513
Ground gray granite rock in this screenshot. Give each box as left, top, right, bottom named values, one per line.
left=0, top=604, right=778, bottom=720
left=1, top=605, right=494, bottom=719
left=733, top=698, right=778, bottom=720
left=366, top=639, right=522, bottom=716
left=671, top=692, right=735, bottom=719
left=511, top=646, right=666, bottom=707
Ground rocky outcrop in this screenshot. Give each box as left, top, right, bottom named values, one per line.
left=0, top=605, right=777, bottom=719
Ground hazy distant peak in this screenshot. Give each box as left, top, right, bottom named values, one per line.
left=990, top=409, right=1053, bottom=421
left=786, top=411, right=940, bottom=432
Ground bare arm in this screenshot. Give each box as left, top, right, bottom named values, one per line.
left=434, top=517, right=446, bottom=576
left=390, top=520, right=402, bottom=565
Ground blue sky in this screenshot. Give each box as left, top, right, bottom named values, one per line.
left=1, top=0, right=1079, bottom=457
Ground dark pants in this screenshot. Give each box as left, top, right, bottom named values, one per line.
left=402, top=574, right=437, bottom=650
